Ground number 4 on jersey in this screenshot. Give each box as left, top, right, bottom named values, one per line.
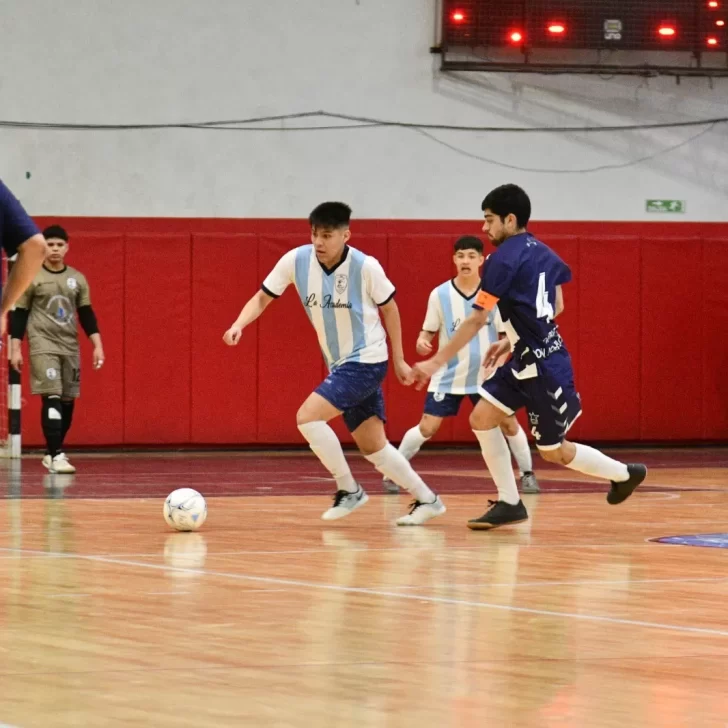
left=536, top=272, right=554, bottom=321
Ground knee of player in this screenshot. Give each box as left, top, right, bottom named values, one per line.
left=418, top=417, right=441, bottom=439
left=469, top=400, right=505, bottom=430
left=295, top=405, right=315, bottom=426
left=539, top=446, right=567, bottom=464
left=499, top=416, right=519, bottom=437
left=352, top=419, right=388, bottom=456
left=357, top=442, right=381, bottom=457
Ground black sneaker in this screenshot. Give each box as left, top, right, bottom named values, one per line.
left=467, top=499, right=529, bottom=530
left=607, top=464, right=647, bottom=505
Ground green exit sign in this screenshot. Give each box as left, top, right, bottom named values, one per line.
left=646, top=199, right=686, bottom=213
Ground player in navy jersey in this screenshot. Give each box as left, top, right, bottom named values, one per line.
left=0, top=181, right=48, bottom=335
left=411, top=184, right=646, bottom=529
left=224, top=202, right=445, bottom=526
left=384, top=236, right=539, bottom=495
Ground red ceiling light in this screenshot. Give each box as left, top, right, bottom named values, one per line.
left=547, top=23, right=566, bottom=34
left=450, top=9, right=466, bottom=23
left=658, top=26, right=676, bottom=37
left=509, top=30, right=524, bottom=43
left=707, top=36, right=719, bottom=45
left=716, top=19, right=725, bottom=25
left=708, top=1, right=719, bottom=8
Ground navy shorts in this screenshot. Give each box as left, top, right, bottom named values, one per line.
left=480, top=351, right=582, bottom=449
left=424, top=392, right=480, bottom=418
left=315, top=361, right=388, bottom=433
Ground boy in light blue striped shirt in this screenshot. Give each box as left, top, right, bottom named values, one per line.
left=384, top=237, right=538, bottom=494
left=224, top=202, right=446, bottom=525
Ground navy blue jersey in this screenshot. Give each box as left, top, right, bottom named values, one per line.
left=0, top=180, right=39, bottom=258
left=474, top=232, right=571, bottom=365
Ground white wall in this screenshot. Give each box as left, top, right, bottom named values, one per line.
left=1, top=0, right=727, bottom=220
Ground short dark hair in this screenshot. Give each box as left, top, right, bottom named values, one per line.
left=43, top=225, right=69, bottom=242
left=308, top=202, right=351, bottom=229
left=453, top=236, right=484, bottom=254
left=481, top=184, right=531, bottom=228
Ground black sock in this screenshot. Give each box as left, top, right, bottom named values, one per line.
left=60, top=399, right=75, bottom=448
left=42, top=396, right=63, bottom=458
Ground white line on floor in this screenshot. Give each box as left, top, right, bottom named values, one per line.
left=1, top=547, right=727, bottom=639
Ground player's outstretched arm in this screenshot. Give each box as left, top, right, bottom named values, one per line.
left=378, top=298, right=411, bottom=384
left=0, top=235, right=47, bottom=334
left=223, top=290, right=275, bottom=346
left=409, top=308, right=489, bottom=389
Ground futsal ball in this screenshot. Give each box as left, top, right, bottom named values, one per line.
left=163, top=488, right=207, bottom=532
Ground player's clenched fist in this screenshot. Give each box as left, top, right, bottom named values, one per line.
left=393, top=358, right=412, bottom=385
left=223, top=325, right=243, bottom=345
left=415, top=336, right=433, bottom=356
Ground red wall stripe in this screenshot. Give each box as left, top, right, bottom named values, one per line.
left=15, top=219, right=727, bottom=446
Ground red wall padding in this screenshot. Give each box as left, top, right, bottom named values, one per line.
left=702, top=238, right=728, bottom=439
left=124, top=234, right=192, bottom=444
left=577, top=236, right=641, bottom=441
left=18, top=220, right=728, bottom=446
left=190, top=234, right=259, bottom=443
left=640, top=237, right=703, bottom=440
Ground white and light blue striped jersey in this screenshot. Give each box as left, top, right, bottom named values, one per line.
left=262, top=245, right=395, bottom=370
left=422, top=279, right=501, bottom=394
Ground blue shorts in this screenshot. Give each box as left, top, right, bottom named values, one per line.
left=424, top=392, right=480, bottom=418
left=480, top=351, right=582, bottom=449
left=315, top=361, right=388, bottom=433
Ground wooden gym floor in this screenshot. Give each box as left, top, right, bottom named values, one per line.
left=0, top=448, right=727, bottom=727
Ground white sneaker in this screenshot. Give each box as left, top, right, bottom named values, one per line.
left=321, top=486, right=369, bottom=521
left=50, top=453, right=76, bottom=474
left=520, top=472, right=540, bottom=494
left=382, top=476, right=400, bottom=494
left=396, top=495, right=446, bottom=526
left=42, top=454, right=52, bottom=470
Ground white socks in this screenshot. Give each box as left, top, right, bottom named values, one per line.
left=366, top=444, right=435, bottom=503
left=565, top=443, right=629, bottom=482
left=297, top=421, right=358, bottom=493
left=473, top=428, right=520, bottom=505
left=506, top=426, right=533, bottom=476
left=398, top=425, right=430, bottom=460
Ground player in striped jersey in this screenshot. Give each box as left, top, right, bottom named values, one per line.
left=223, top=202, right=445, bottom=526
left=383, top=236, right=538, bottom=494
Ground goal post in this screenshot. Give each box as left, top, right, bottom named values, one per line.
left=0, top=253, right=22, bottom=458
